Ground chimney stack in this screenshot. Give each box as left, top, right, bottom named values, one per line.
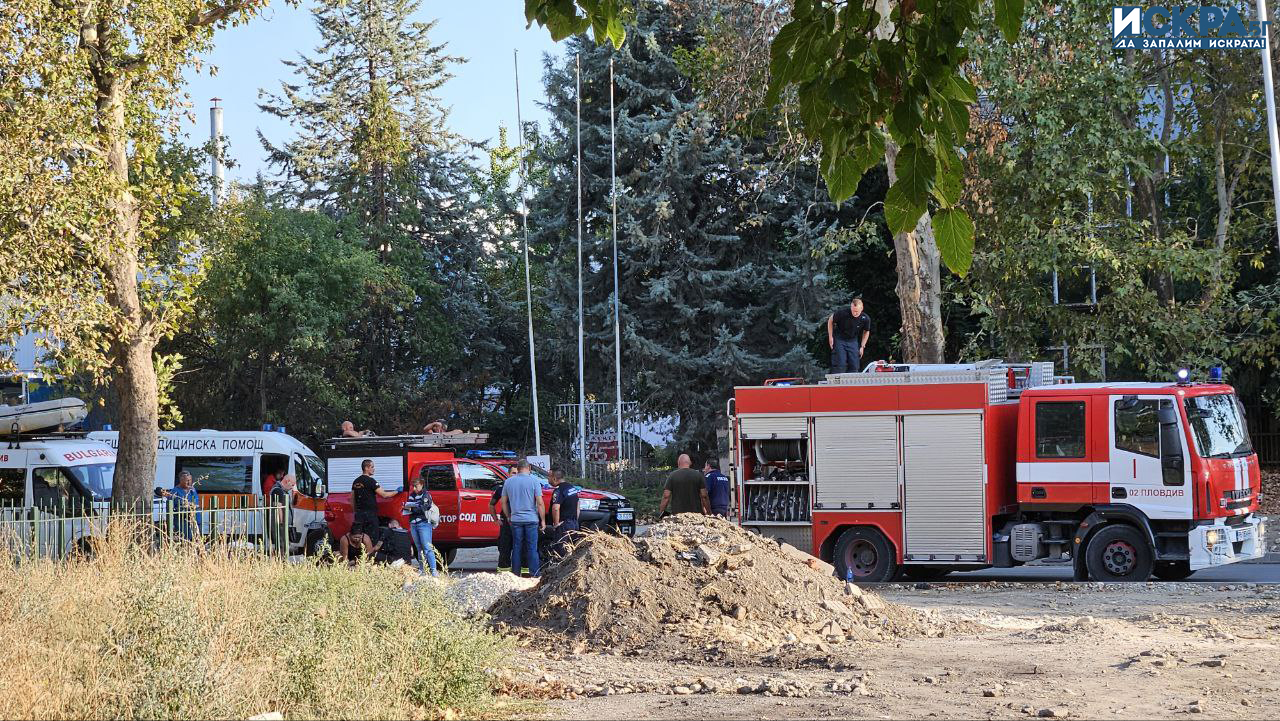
left=210, top=97, right=225, bottom=206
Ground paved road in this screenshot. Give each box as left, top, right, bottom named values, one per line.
left=947, top=558, right=1280, bottom=584
left=451, top=540, right=1280, bottom=583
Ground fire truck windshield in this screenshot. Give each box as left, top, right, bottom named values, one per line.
left=1184, top=394, right=1253, bottom=459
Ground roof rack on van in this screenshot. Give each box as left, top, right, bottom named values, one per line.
left=321, top=433, right=490, bottom=451
left=5, top=423, right=91, bottom=448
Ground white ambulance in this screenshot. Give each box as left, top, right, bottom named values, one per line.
left=88, top=428, right=330, bottom=555
left=0, top=430, right=121, bottom=557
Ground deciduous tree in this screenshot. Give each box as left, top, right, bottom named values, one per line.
left=0, top=0, right=269, bottom=507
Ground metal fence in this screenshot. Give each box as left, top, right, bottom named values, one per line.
left=0, top=498, right=293, bottom=562
left=1245, top=405, right=1280, bottom=467
left=553, top=401, right=648, bottom=485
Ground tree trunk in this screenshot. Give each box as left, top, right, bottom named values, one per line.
left=100, top=74, right=159, bottom=510
left=884, top=139, right=946, bottom=363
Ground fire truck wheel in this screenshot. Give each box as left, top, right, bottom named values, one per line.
left=1084, top=524, right=1153, bottom=581
left=1152, top=560, right=1195, bottom=581
left=832, top=527, right=898, bottom=583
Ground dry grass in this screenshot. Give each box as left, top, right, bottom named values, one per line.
left=0, top=522, right=505, bottom=720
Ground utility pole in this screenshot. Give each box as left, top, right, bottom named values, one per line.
left=609, top=56, right=624, bottom=485
left=514, top=50, right=542, bottom=456
left=1259, top=0, right=1280, bottom=254
left=209, top=98, right=225, bottom=206
left=576, top=54, right=587, bottom=479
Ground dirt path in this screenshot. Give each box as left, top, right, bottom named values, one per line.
left=501, top=581, right=1280, bottom=719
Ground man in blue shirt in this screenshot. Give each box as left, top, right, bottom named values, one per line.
left=703, top=459, right=731, bottom=518
left=500, top=460, right=546, bottom=577
left=168, top=470, right=201, bottom=541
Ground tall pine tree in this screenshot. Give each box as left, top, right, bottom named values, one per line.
left=258, top=0, right=509, bottom=432
left=531, top=2, right=841, bottom=450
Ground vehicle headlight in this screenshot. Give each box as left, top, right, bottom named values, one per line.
left=579, top=498, right=600, bottom=511
left=1204, top=528, right=1224, bottom=551
left=1257, top=521, right=1266, bottom=541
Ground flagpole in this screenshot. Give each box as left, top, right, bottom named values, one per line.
left=576, top=53, right=587, bottom=480
left=514, top=50, right=541, bottom=456
left=609, top=55, right=623, bottom=485
left=1258, top=0, right=1280, bottom=254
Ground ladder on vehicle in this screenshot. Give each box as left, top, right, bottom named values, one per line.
left=822, top=359, right=1069, bottom=401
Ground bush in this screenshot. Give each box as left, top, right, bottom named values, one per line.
left=0, top=523, right=505, bottom=719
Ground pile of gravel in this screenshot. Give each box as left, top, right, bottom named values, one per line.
left=443, top=573, right=538, bottom=616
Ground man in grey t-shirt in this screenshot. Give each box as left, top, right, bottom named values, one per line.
left=501, top=460, right=546, bottom=577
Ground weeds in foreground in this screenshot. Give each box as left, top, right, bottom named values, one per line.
left=0, top=521, right=505, bottom=720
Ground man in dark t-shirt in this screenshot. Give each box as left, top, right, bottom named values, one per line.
left=549, top=468, right=580, bottom=558
left=339, top=459, right=395, bottom=562
left=827, top=296, right=872, bottom=374
left=658, top=454, right=710, bottom=516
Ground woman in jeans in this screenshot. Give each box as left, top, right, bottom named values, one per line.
left=402, top=476, right=437, bottom=575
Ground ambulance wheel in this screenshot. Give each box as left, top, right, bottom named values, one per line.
left=902, top=566, right=951, bottom=582
left=1084, top=524, right=1153, bottom=582
left=833, top=527, right=898, bottom=583
left=306, top=531, right=334, bottom=560
left=1153, top=561, right=1195, bottom=581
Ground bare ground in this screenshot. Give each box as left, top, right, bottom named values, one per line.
left=499, top=581, right=1280, bottom=719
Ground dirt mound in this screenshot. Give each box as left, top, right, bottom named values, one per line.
left=489, top=514, right=965, bottom=664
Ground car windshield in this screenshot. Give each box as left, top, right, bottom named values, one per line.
left=65, top=463, right=116, bottom=500
left=499, top=462, right=548, bottom=480
left=1184, top=394, right=1253, bottom=459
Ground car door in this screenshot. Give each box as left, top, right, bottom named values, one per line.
left=416, top=462, right=460, bottom=543
left=1025, top=397, right=1096, bottom=505
left=31, top=467, right=92, bottom=557
left=456, top=461, right=503, bottom=540
left=1109, top=394, right=1191, bottom=519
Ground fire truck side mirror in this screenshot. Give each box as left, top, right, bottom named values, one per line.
left=1157, top=406, right=1178, bottom=426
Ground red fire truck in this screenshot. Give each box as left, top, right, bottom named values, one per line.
left=728, top=361, right=1267, bottom=582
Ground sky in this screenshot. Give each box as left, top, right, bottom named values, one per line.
left=182, top=1, right=564, bottom=184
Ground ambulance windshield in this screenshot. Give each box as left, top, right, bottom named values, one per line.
left=64, top=463, right=116, bottom=500
left=1184, top=394, right=1253, bottom=459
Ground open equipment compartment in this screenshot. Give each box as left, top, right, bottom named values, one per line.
left=737, top=416, right=811, bottom=528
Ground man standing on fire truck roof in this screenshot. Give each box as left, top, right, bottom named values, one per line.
left=827, top=295, right=871, bottom=374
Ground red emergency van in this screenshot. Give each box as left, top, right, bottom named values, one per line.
left=320, top=435, right=634, bottom=562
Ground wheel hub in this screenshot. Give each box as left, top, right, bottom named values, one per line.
left=846, top=539, right=879, bottom=577
left=1103, top=540, right=1137, bottom=575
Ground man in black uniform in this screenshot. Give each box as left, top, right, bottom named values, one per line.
left=489, top=477, right=513, bottom=573
left=338, top=459, right=396, bottom=562
left=549, top=468, right=580, bottom=557
left=826, top=296, right=872, bottom=374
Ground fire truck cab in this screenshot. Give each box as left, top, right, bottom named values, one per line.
left=728, top=361, right=1266, bottom=582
